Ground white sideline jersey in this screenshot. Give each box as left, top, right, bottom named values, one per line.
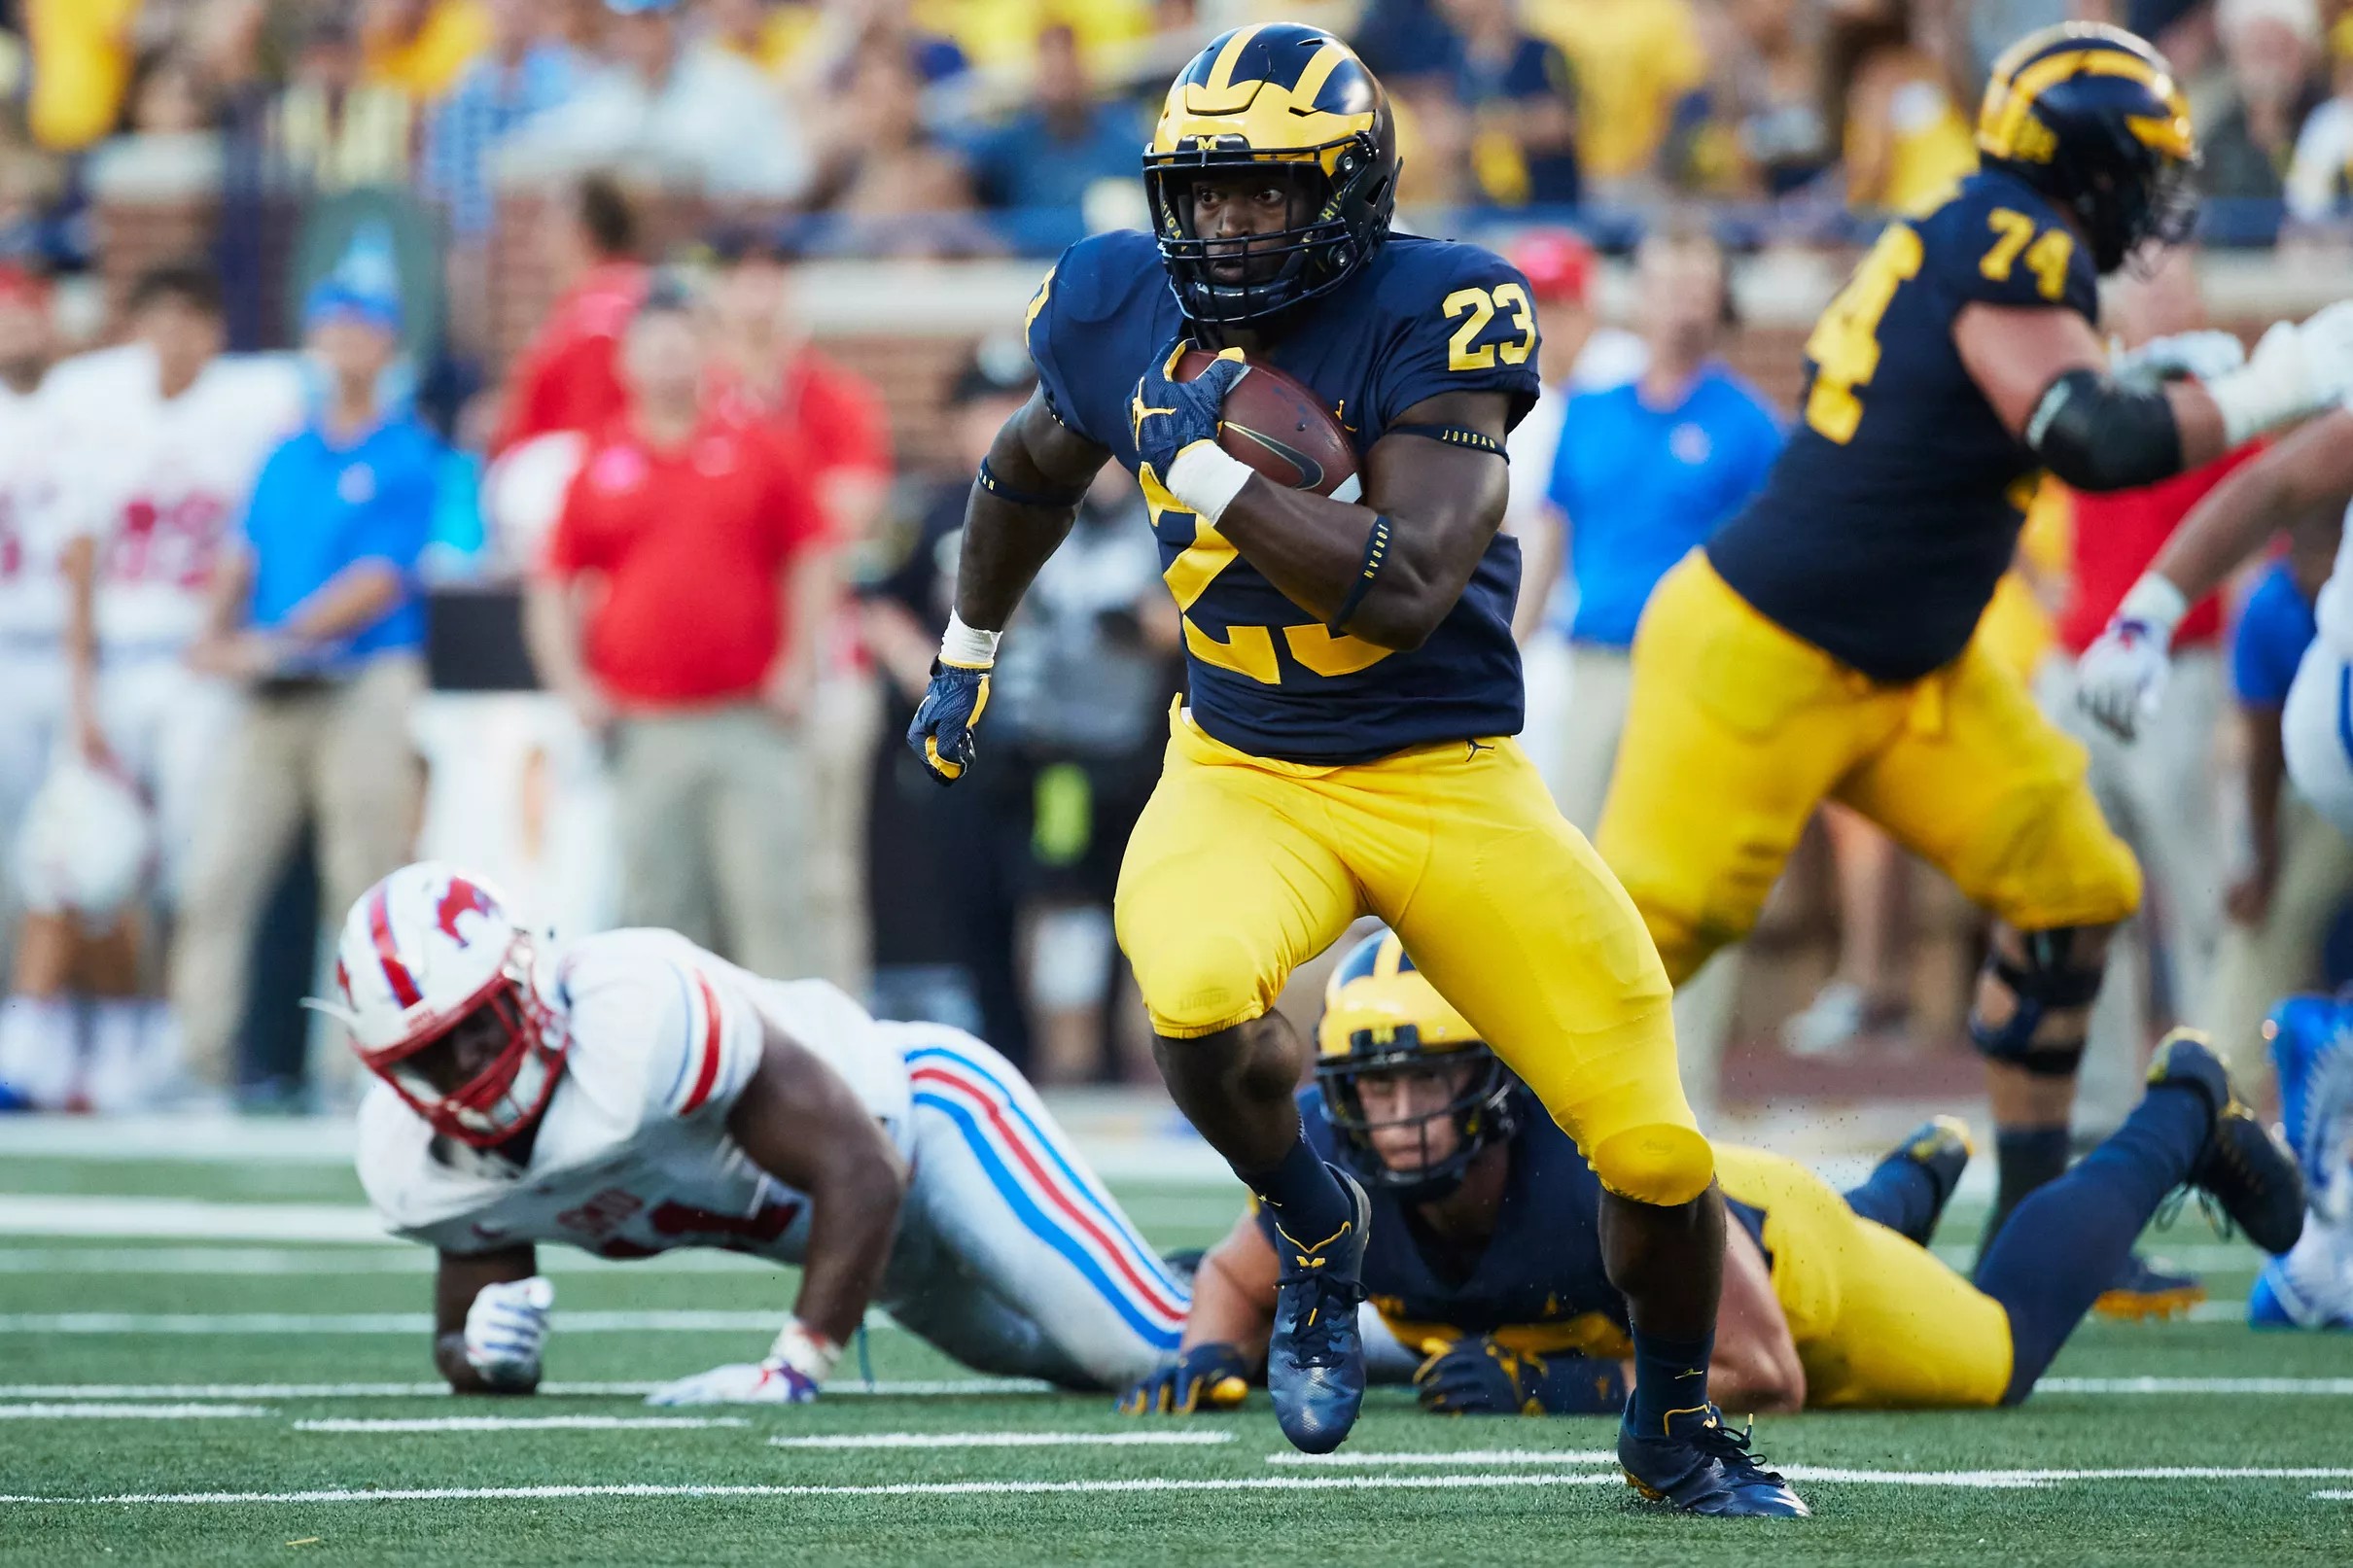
left=0, top=380, right=63, bottom=643
left=358, top=927, right=910, bottom=1263
left=2312, top=488, right=2353, bottom=665
left=46, top=345, right=303, bottom=650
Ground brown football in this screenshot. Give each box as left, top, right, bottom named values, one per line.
left=1174, top=349, right=1360, bottom=501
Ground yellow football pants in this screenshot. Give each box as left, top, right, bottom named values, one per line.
left=1715, top=1146, right=2014, bottom=1409
left=1598, top=553, right=2142, bottom=986
left=1114, top=704, right=1712, bottom=1205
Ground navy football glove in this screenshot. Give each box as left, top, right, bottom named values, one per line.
left=1131, top=340, right=1248, bottom=485
left=1414, top=1337, right=1628, bottom=1416
left=906, top=658, right=991, bottom=785
left=1116, top=1342, right=1250, bottom=1415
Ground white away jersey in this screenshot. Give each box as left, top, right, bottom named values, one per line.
left=357, top=928, right=913, bottom=1263
left=45, top=346, right=303, bottom=649
left=0, top=380, right=64, bottom=641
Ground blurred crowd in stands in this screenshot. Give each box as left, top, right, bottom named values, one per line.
left=0, top=0, right=2345, bottom=1130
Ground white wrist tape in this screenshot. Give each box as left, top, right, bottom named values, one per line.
left=2117, top=573, right=2190, bottom=645
left=1165, top=439, right=1256, bottom=525
left=767, top=1319, right=842, bottom=1384
left=939, top=610, right=1000, bottom=669
left=2205, top=321, right=2317, bottom=447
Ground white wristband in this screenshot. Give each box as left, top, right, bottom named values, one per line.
left=1165, top=439, right=1256, bottom=525
left=939, top=610, right=1000, bottom=669
left=767, top=1319, right=842, bottom=1384
left=2116, top=573, right=2190, bottom=646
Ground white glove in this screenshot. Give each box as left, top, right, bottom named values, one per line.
left=2206, top=302, right=2353, bottom=446
left=643, top=1359, right=820, bottom=1407
left=2111, top=329, right=2247, bottom=390
left=463, top=1275, right=553, bottom=1387
left=2075, top=575, right=2189, bottom=741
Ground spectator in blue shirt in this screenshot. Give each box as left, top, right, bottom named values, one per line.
left=2208, top=510, right=2353, bottom=1065
left=1524, top=223, right=1781, bottom=831
left=1518, top=224, right=1777, bottom=1124
left=170, top=276, right=443, bottom=1107
left=965, top=26, right=1142, bottom=223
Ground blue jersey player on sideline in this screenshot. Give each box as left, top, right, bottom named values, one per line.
left=905, top=23, right=1802, bottom=1516
left=1592, top=21, right=2353, bottom=1311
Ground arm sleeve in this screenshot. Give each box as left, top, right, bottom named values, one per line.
left=536, top=467, right=598, bottom=577
left=1022, top=248, right=1102, bottom=445
left=765, top=441, right=833, bottom=557
left=1371, top=249, right=1546, bottom=432
left=639, top=958, right=768, bottom=1127
left=809, top=368, right=894, bottom=483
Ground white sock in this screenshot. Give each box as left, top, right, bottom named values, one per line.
left=2279, top=1223, right=2353, bottom=1309
left=0, top=995, right=81, bottom=1109
left=83, top=999, right=148, bottom=1114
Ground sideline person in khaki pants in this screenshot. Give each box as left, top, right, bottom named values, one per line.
left=172, top=277, right=439, bottom=1099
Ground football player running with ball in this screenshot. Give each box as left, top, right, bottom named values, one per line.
left=905, top=24, right=1799, bottom=1514
left=1593, top=22, right=2353, bottom=1299
left=333, top=863, right=1188, bottom=1404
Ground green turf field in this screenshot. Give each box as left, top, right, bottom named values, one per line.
left=2, top=1143, right=2349, bottom=1566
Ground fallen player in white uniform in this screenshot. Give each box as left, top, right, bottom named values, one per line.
left=331, top=861, right=1188, bottom=1402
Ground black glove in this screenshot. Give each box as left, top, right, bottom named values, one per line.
left=1116, top=1342, right=1251, bottom=1415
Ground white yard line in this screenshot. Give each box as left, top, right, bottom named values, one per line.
left=0, top=1310, right=825, bottom=1335
left=0, top=1378, right=1051, bottom=1400
left=1272, top=1451, right=2353, bottom=1488
left=0, top=1474, right=1625, bottom=1507
left=767, top=1432, right=1233, bottom=1450
left=0, top=1246, right=787, bottom=1275
left=295, top=1416, right=749, bottom=1433
left=2040, top=1376, right=2353, bottom=1396
left=0, top=1403, right=272, bottom=1419
left=0, top=1195, right=388, bottom=1244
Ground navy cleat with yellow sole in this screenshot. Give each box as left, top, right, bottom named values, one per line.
left=1881, top=1114, right=1974, bottom=1244
left=1266, top=1166, right=1371, bottom=1454
left=2153, top=1028, right=2307, bottom=1256
left=2093, top=1252, right=2204, bottom=1321
left=1619, top=1404, right=1809, bottom=1517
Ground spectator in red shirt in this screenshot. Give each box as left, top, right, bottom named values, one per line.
left=2033, top=249, right=2258, bottom=1135
left=524, top=281, right=833, bottom=977
left=491, top=172, right=648, bottom=456
left=706, top=228, right=896, bottom=989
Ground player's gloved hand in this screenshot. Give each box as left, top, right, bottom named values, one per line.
left=463, top=1276, right=553, bottom=1388
left=2207, top=302, right=2353, bottom=445
left=642, top=1358, right=820, bottom=1407
left=1131, top=341, right=1254, bottom=523
left=2111, top=329, right=2246, bottom=391
left=906, top=656, right=991, bottom=785
left=1116, top=1342, right=1250, bottom=1415
left=2077, top=572, right=2189, bottom=741
left=1413, top=1337, right=1628, bottom=1416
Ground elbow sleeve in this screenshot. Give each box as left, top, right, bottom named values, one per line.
left=2023, top=368, right=2184, bottom=492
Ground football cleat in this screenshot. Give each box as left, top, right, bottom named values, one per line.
left=1619, top=1405, right=1810, bottom=1517
left=2152, top=1028, right=2307, bottom=1257
left=2267, top=994, right=2353, bottom=1229
left=2093, top=1252, right=2205, bottom=1321
left=1265, top=1166, right=1371, bottom=1454
left=2249, top=1256, right=2353, bottom=1331
left=1878, top=1114, right=1974, bottom=1244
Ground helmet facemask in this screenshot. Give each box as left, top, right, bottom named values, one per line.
left=1145, top=125, right=1394, bottom=329
left=1317, top=1042, right=1520, bottom=1204
left=357, top=933, right=565, bottom=1150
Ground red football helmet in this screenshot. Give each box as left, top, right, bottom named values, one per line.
left=318, top=862, right=565, bottom=1147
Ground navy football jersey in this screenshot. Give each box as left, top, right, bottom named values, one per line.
left=1025, top=229, right=1542, bottom=763
left=1274, top=1088, right=1769, bottom=1356
left=1706, top=168, right=2100, bottom=682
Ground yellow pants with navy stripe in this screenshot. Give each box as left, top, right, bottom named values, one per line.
left=1114, top=703, right=1709, bottom=1204
left=1714, top=1145, right=2014, bottom=1408
left=1598, top=553, right=2142, bottom=986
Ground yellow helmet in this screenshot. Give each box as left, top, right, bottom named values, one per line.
left=1316, top=927, right=1519, bottom=1201
left=1143, top=24, right=1397, bottom=327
